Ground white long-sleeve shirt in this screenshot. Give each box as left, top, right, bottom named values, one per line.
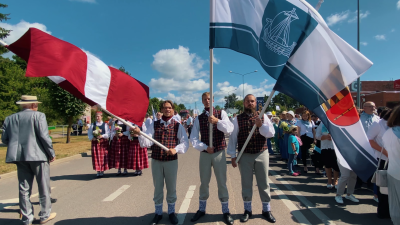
left=190, top=110, right=234, bottom=151
left=227, top=114, right=275, bottom=158
left=88, top=121, right=110, bottom=140
left=138, top=117, right=189, bottom=154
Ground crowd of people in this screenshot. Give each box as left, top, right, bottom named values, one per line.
left=2, top=94, right=400, bottom=225
left=267, top=102, right=400, bottom=225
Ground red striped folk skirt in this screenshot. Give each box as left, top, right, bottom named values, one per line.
left=109, top=135, right=129, bottom=169
left=91, top=138, right=109, bottom=171
left=127, top=139, right=149, bottom=170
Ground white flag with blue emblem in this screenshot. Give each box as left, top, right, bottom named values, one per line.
left=210, top=0, right=377, bottom=181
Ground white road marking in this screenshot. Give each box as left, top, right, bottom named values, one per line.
left=268, top=178, right=311, bottom=225
left=177, top=185, right=196, bottom=225
left=102, top=185, right=130, bottom=202
left=0, top=187, right=56, bottom=204
left=270, top=170, right=336, bottom=225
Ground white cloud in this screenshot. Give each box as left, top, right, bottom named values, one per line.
left=151, top=46, right=205, bottom=81
left=361, top=42, right=368, bottom=46
left=0, top=20, right=51, bottom=58
left=326, top=11, right=350, bottom=26
left=70, top=0, right=96, bottom=3
left=397, top=0, right=400, bottom=9
left=374, top=35, right=386, bottom=40
left=214, top=80, right=275, bottom=103
left=0, top=20, right=51, bottom=45
left=212, top=52, right=220, bottom=64
left=348, top=10, right=370, bottom=23
left=149, top=77, right=208, bottom=92
left=164, top=92, right=202, bottom=104
left=150, top=46, right=210, bottom=94
left=391, top=29, right=395, bottom=32
left=81, top=48, right=100, bottom=59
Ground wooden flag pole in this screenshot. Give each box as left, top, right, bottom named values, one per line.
left=99, top=106, right=169, bottom=151
left=236, top=89, right=276, bottom=163
left=209, top=49, right=214, bottom=147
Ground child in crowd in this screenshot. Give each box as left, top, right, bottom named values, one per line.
left=288, top=126, right=300, bottom=176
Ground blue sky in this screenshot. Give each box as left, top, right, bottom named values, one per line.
left=1, top=0, right=399, bottom=111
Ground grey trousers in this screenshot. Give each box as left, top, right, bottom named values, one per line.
left=337, top=163, right=357, bottom=195
left=151, top=159, right=178, bottom=205
left=388, top=174, right=400, bottom=225
left=16, top=161, right=52, bottom=225
left=199, top=150, right=229, bottom=202
left=239, top=151, right=271, bottom=202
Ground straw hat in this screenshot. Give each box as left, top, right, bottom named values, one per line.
left=289, top=125, right=298, bottom=132
left=16, top=95, right=41, bottom=104
left=281, top=111, right=287, bottom=114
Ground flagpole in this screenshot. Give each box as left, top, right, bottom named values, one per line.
left=236, top=89, right=276, bottom=163
left=356, top=0, right=361, bottom=109
left=99, top=106, right=169, bottom=151
left=209, top=49, right=214, bottom=147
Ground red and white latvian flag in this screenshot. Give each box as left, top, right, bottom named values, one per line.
left=6, top=28, right=149, bottom=126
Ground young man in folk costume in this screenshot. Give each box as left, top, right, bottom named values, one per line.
left=189, top=92, right=234, bottom=224
left=131, top=100, right=189, bottom=225
left=109, top=119, right=130, bottom=175
left=127, top=122, right=149, bottom=176
left=88, top=111, right=110, bottom=178
left=228, top=94, right=276, bottom=223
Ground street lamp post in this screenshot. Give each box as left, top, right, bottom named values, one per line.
left=229, top=70, right=258, bottom=99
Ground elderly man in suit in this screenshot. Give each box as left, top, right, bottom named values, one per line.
left=1, top=95, right=57, bottom=225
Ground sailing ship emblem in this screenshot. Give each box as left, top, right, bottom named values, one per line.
left=261, top=8, right=298, bottom=58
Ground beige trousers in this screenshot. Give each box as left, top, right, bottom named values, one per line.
left=239, top=151, right=271, bottom=202
left=199, top=150, right=229, bottom=202
left=152, top=159, right=178, bottom=205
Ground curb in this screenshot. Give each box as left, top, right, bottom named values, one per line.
left=0, top=151, right=91, bottom=180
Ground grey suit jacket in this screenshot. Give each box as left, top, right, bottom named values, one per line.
left=2, top=109, right=55, bottom=163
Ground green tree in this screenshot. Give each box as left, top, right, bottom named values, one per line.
left=47, top=81, right=87, bottom=143
left=215, top=105, right=221, bottom=110
left=0, top=3, right=10, bottom=55
left=224, top=93, right=238, bottom=109
left=178, top=104, right=186, bottom=110
left=271, top=92, right=299, bottom=111
left=118, top=66, right=131, bottom=75
left=12, top=55, right=27, bottom=70
left=235, top=100, right=244, bottom=112
left=148, top=97, right=161, bottom=115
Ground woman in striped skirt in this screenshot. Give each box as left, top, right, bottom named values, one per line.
left=88, top=111, right=110, bottom=178
left=109, top=119, right=130, bottom=175
left=127, top=123, right=149, bottom=176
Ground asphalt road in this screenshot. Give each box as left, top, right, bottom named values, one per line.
left=0, top=139, right=393, bottom=225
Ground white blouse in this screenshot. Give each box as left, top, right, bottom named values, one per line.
left=382, top=128, right=400, bottom=180
left=366, top=119, right=388, bottom=160
left=298, top=120, right=315, bottom=138
left=315, top=124, right=334, bottom=150
left=88, top=121, right=110, bottom=140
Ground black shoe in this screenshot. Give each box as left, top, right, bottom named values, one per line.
left=223, top=213, right=234, bottom=225
left=191, top=210, right=205, bottom=222
left=150, top=214, right=163, bottom=225
left=137, top=170, right=142, bottom=176
left=262, top=211, right=276, bottom=223
left=240, top=210, right=252, bottom=222
left=51, top=198, right=57, bottom=203
left=169, top=213, right=178, bottom=224
left=116, top=172, right=121, bottom=176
